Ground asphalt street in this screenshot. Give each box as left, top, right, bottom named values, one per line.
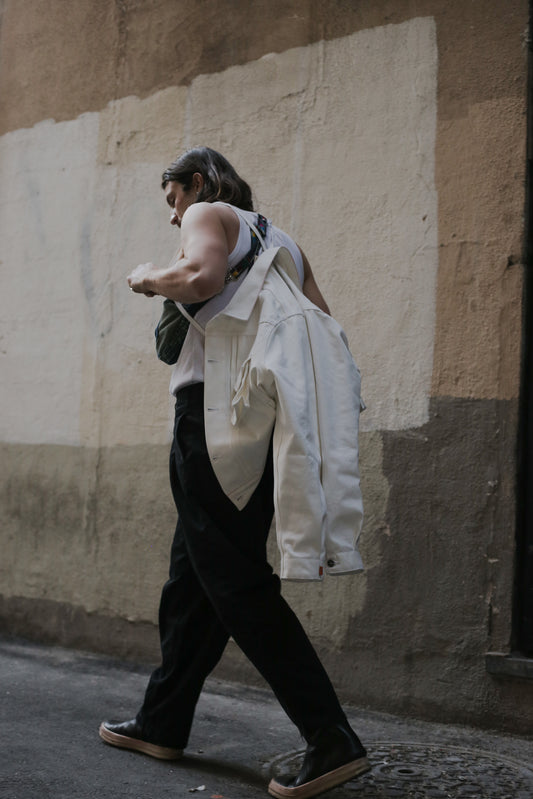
left=1, top=637, right=532, bottom=799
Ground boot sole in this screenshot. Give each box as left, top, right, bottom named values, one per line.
left=268, top=756, right=371, bottom=799
left=99, top=723, right=183, bottom=760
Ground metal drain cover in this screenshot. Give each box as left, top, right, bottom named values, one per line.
left=266, top=741, right=533, bottom=798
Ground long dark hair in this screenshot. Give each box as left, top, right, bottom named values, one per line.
left=161, top=147, right=254, bottom=211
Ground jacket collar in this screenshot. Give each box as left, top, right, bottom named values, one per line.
left=216, top=246, right=300, bottom=322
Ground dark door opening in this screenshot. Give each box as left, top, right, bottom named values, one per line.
left=515, top=1, right=533, bottom=655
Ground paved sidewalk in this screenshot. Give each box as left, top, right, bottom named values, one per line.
left=1, top=637, right=532, bottom=799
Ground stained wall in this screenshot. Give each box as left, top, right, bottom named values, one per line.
left=0, top=0, right=530, bottom=732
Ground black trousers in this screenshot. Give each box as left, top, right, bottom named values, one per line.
left=136, top=383, right=348, bottom=748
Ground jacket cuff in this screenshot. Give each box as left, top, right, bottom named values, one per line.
left=280, top=556, right=324, bottom=581
left=324, top=550, right=364, bottom=575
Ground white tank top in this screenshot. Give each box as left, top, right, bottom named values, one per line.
left=169, top=203, right=304, bottom=396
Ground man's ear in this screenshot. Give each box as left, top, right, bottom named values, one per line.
left=192, top=172, right=204, bottom=194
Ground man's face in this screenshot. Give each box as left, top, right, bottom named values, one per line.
left=165, top=181, right=195, bottom=228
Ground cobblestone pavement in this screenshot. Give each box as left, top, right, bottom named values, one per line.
left=1, top=638, right=532, bottom=799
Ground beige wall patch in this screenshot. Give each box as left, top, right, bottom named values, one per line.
left=0, top=18, right=438, bottom=447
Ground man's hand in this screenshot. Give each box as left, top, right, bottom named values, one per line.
left=128, top=263, right=158, bottom=297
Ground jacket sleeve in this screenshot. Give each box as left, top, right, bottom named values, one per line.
left=305, top=316, right=365, bottom=576
left=260, top=316, right=328, bottom=581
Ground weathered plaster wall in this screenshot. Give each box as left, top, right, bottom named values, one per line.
left=1, top=0, right=531, bottom=733
left=1, top=21, right=438, bottom=444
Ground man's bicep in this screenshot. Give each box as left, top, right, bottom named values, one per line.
left=181, top=204, right=229, bottom=271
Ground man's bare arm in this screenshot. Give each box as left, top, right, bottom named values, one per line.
left=127, top=203, right=228, bottom=302
left=298, top=247, right=331, bottom=315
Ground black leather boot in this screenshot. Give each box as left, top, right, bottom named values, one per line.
left=99, top=718, right=183, bottom=760
left=268, top=723, right=370, bottom=798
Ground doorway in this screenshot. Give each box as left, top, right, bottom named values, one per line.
left=516, top=2, right=533, bottom=655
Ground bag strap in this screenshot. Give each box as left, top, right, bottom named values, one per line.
left=174, top=208, right=268, bottom=337
left=231, top=207, right=267, bottom=250
left=225, top=213, right=267, bottom=283
left=175, top=302, right=206, bottom=335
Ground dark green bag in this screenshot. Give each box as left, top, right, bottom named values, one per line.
left=154, top=299, right=193, bottom=365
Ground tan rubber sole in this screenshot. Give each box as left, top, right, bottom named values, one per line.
left=268, top=756, right=371, bottom=799
left=99, top=723, right=183, bottom=760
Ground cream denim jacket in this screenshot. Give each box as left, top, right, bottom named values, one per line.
left=196, top=245, right=364, bottom=581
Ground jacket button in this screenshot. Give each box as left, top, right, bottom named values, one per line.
left=327, top=559, right=335, bottom=567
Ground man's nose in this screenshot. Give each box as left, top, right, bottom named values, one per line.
left=170, top=209, right=178, bottom=225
